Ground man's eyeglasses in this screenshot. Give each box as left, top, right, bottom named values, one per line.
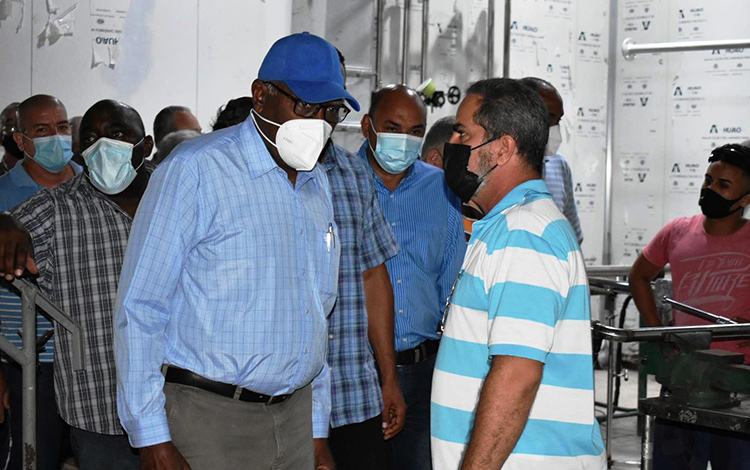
left=264, top=82, right=351, bottom=124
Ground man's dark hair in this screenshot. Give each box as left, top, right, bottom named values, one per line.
left=420, top=115, right=455, bottom=161
left=708, top=144, right=750, bottom=181
left=466, top=78, right=548, bottom=174
left=153, top=105, right=191, bottom=146
left=518, top=76, right=556, bottom=93
left=212, top=97, right=253, bottom=131
left=82, top=100, right=146, bottom=138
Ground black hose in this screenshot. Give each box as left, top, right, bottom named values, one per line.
left=614, top=295, right=632, bottom=406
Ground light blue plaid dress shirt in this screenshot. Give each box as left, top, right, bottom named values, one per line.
left=542, top=153, right=583, bottom=241
left=115, top=118, right=340, bottom=448
left=322, top=142, right=399, bottom=428
left=358, top=142, right=466, bottom=351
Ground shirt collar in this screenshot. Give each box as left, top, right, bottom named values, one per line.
left=483, top=179, right=550, bottom=220
left=9, top=159, right=82, bottom=189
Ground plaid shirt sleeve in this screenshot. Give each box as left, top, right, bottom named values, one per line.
left=359, top=177, right=399, bottom=272
left=9, top=191, right=56, bottom=277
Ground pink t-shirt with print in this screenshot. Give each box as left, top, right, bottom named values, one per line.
left=643, top=214, right=750, bottom=362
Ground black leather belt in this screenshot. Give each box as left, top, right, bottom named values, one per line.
left=396, top=339, right=439, bottom=366
left=164, top=366, right=290, bottom=405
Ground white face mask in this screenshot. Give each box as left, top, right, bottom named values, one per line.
left=251, top=109, right=332, bottom=172
left=82, top=137, right=144, bottom=195
left=544, top=125, right=563, bottom=157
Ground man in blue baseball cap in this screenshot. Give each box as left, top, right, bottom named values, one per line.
left=114, top=32, right=357, bottom=470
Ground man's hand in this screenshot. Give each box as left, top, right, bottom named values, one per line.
left=0, top=368, right=9, bottom=424
left=381, top=379, right=406, bottom=440
left=0, top=215, right=37, bottom=281
left=313, top=438, right=336, bottom=470
left=139, top=441, right=191, bottom=470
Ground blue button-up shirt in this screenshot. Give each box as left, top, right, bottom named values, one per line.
left=358, top=142, right=465, bottom=351
left=0, top=160, right=82, bottom=363
left=323, top=143, right=400, bottom=428
left=542, top=153, right=583, bottom=241
left=115, top=118, right=340, bottom=448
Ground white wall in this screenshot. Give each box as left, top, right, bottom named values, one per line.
left=0, top=0, right=292, bottom=136
left=293, top=0, right=610, bottom=267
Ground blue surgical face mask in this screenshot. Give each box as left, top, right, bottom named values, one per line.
left=368, top=121, right=423, bottom=174
left=82, top=137, right=144, bottom=195
left=25, top=134, right=73, bottom=173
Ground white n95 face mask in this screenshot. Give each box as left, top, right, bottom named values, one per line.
left=544, top=125, right=563, bottom=157
left=251, top=109, right=332, bottom=172
left=82, top=137, right=144, bottom=195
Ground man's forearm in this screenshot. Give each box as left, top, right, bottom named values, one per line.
left=363, top=264, right=397, bottom=383
left=461, top=356, right=542, bottom=470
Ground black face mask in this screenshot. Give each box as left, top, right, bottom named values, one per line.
left=699, top=187, right=749, bottom=219
left=443, top=141, right=496, bottom=203
left=1, top=134, right=23, bottom=160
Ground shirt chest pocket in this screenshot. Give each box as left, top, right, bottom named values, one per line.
left=313, top=221, right=341, bottom=309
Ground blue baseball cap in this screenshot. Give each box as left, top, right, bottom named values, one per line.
left=258, top=32, right=360, bottom=112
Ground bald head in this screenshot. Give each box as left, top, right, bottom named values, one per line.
left=16, top=95, right=67, bottom=133
left=368, top=84, right=427, bottom=121
left=79, top=99, right=152, bottom=168
left=520, top=77, right=564, bottom=126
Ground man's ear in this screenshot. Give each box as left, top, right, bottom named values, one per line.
left=251, top=79, right=269, bottom=113
left=426, top=148, right=443, bottom=169
left=143, top=136, right=154, bottom=159
left=12, top=132, right=27, bottom=154
left=487, top=135, right=516, bottom=167
left=360, top=114, right=372, bottom=140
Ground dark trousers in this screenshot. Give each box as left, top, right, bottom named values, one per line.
left=329, top=414, right=393, bottom=470
left=654, top=419, right=750, bottom=470
left=389, top=354, right=435, bottom=470
left=3, top=361, right=65, bottom=470
left=69, top=427, right=139, bottom=470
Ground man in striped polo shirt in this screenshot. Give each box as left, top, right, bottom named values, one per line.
left=432, top=78, right=605, bottom=470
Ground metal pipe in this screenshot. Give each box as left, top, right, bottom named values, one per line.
left=586, top=265, right=632, bottom=277
left=345, top=66, right=377, bottom=78
left=486, top=0, right=495, bottom=78
left=662, top=297, right=736, bottom=325
left=592, top=322, right=750, bottom=343
left=20, top=283, right=36, bottom=470
left=588, top=277, right=631, bottom=294
left=622, top=37, right=750, bottom=60
left=374, top=0, right=385, bottom=88
left=420, top=0, right=429, bottom=83
left=641, top=414, right=655, bottom=470
left=605, top=323, right=616, bottom=465
left=502, top=0, right=511, bottom=77
left=603, top=0, right=618, bottom=266
left=401, top=0, right=411, bottom=85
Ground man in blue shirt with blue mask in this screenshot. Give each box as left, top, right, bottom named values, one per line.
left=0, top=94, right=81, bottom=470
left=358, top=85, right=466, bottom=470
left=115, top=32, right=356, bottom=470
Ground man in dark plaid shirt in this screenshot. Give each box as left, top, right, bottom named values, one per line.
left=0, top=100, right=155, bottom=469
left=322, top=140, right=405, bottom=470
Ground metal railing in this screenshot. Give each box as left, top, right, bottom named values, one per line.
left=0, top=278, right=85, bottom=470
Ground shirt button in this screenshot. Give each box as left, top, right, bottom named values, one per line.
left=305, top=348, right=309, bottom=353
left=329, top=334, right=334, bottom=339
left=398, top=309, right=403, bottom=314
left=305, top=308, right=309, bottom=314
left=299, top=229, right=303, bottom=235
left=391, top=222, right=396, bottom=227
left=402, top=338, right=407, bottom=342
left=302, top=269, right=306, bottom=275
left=390, top=194, right=394, bottom=199
left=396, top=279, right=402, bottom=284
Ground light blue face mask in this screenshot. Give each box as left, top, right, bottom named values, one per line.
left=82, top=137, right=144, bottom=195
left=368, top=122, right=423, bottom=174
left=25, top=134, right=74, bottom=173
